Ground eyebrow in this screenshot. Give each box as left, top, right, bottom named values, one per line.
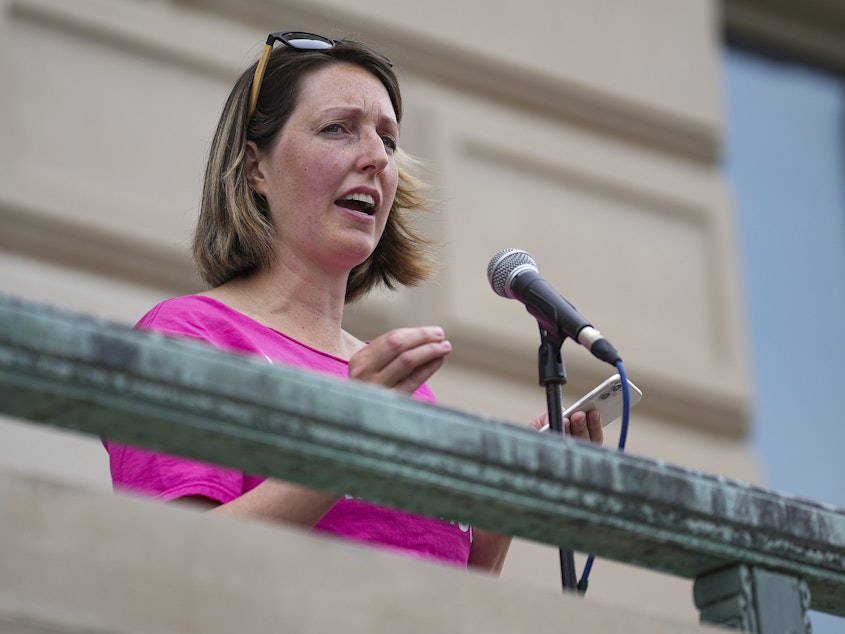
left=318, top=106, right=399, bottom=130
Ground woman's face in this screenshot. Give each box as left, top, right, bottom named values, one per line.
left=247, top=62, right=400, bottom=275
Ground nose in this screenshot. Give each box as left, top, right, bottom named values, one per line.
left=358, top=129, right=389, bottom=174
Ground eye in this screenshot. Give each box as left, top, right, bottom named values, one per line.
left=321, top=123, right=347, bottom=135
left=381, top=134, right=397, bottom=152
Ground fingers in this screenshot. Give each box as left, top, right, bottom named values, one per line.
left=349, top=326, right=452, bottom=394
left=527, top=410, right=603, bottom=447
left=564, top=409, right=604, bottom=445
left=528, top=412, right=548, bottom=431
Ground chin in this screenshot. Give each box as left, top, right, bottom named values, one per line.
left=337, top=243, right=377, bottom=270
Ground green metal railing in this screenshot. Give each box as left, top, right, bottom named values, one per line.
left=0, top=293, right=842, bottom=632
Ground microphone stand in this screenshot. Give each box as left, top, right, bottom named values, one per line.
left=537, top=326, right=579, bottom=593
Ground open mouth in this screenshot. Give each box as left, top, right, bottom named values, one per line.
left=336, top=192, right=376, bottom=215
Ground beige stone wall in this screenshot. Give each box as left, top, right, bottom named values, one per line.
left=0, top=0, right=759, bottom=626
left=1, top=472, right=725, bottom=633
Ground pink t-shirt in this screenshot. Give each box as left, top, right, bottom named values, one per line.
left=104, top=295, right=472, bottom=566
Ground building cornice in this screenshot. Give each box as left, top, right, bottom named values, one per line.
left=724, top=0, right=845, bottom=73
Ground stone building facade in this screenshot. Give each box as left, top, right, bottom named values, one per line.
left=3, top=0, right=839, bottom=629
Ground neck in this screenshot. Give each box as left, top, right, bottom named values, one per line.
left=205, top=261, right=359, bottom=359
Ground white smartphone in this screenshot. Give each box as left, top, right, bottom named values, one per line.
left=539, top=374, right=642, bottom=432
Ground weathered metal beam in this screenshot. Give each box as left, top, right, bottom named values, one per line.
left=1, top=293, right=844, bottom=617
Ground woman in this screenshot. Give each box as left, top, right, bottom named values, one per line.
left=106, top=31, right=603, bottom=574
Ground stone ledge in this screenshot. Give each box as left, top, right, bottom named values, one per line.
left=0, top=471, right=722, bottom=634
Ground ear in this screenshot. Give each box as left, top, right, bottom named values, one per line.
left=245, top=140, right=269, bottom=197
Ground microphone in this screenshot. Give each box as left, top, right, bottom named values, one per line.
left=487, top=248, right=621, bottom=365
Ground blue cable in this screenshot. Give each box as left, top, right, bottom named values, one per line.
left=577, top=359, right=631, bottom=594
left=615, top=360, right=631, bottom=451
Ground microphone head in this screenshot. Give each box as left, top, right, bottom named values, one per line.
left=487, top=248, right=538, bottom=298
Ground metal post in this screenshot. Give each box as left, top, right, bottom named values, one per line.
left=694, top=564, right=812, bottom=633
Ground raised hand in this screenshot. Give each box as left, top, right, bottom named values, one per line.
left=348, top=326, right=452, bottom=395
left=528, top=408, right=604, bottom=445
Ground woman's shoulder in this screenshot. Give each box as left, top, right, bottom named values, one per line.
left=138, top=294, right=222, bottom=326
left=136, top=294, right=316, bottom=363
left=135, top=294, right=247, bottom=341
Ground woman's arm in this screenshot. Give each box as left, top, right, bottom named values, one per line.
left=468, top=529, right=512, bottom=574
left=174, top=327, right=452, bottom=525
left=178, top=480, right=339, bottom=528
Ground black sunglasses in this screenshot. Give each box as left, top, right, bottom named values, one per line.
left=247, top=31, right=393, bottom=118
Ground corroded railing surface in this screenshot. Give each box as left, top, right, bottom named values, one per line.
left=0, top=293, right=842, bottom=631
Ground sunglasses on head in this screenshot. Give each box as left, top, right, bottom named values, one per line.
left=247, top=31, right=394, bottom=118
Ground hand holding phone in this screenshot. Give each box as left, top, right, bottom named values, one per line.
left=538, top=374, right=642, bottom=432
